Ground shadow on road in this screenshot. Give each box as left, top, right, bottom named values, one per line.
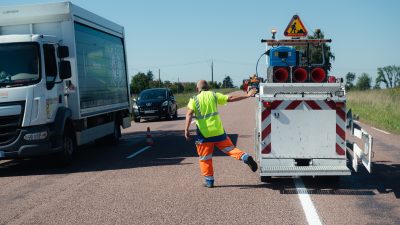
left=133, top=116, right=186, bottom=124
left=0, top=129, right=240, bottom=177
left=213, top=162, right=400, bottom=199
left=265, top=162, right=400, bottom=199
left=2, top=128, right=398, bottom=200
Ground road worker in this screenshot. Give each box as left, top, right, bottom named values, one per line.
left=184, top=80, right=258, bottom=188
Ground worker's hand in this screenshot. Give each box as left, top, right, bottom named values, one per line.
left=184, top=129, right=191, bottom=141
left=247, top=88, right=257, bottom=97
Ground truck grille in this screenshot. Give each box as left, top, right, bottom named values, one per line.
left=0, top=102, right=24, bottom=146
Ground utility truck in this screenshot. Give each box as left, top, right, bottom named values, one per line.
left=255, top=15, right=373, bottom=181
left=0, top=2, right=131, bottom=163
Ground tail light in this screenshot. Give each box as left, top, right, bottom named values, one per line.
left=263, top=101, right=272, bottom=109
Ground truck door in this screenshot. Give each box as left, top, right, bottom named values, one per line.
left=42, top=44, right=62, bottom=123
left=347, top=118, right=374, bottom=173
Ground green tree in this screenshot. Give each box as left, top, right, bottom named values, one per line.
left=345, top=72, right=356, bottom=90
left=175, top=82, right=184, bottom=93
left=149, top=80, right=160, bottom=88
left=355, top=73, right=371, bottom=90
left=222, top=76, right=234, bottom=88
left=209, top=81, right=220, bottom=89
left=182, top=82, right=196, bottom=93
left=130, top=71, right=152, bottom=94
left=296, top=31, right=335, bottom=71
left=163, top=80, right=172, bottom=89
left=146, top=70, right=154, bottom=81
left=376, top=65, right=400, bottom=89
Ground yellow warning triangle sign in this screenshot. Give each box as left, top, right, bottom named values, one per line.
left=284, top=15, right=308, bottom=37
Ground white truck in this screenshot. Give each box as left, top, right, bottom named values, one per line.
left=0, top=2, right=131, bottom=163
left=255, top=17, right=373, bottom=181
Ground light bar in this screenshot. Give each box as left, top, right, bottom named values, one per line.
left=261, top=39, right=332, bottom=46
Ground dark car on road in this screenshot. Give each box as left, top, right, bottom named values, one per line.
left=132, top=88, right=178, bottom=122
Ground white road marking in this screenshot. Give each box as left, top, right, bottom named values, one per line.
left=294, top=178, right=323, bottom=225
left=371, top=127, right=390, bottom=135
left=126, top=146, right=151, bottom=159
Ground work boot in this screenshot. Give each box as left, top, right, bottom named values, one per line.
left=203, top=179, right=214, bottom=188
left=245, top=156, right=258, bottom=172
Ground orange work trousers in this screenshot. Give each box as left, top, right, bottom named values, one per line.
left=196, top=136, right=245, bottom=177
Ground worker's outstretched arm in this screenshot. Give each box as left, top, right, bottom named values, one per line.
left=184, top=109, right=194, bottom=140
left=227, top=88, right=257, bottom=102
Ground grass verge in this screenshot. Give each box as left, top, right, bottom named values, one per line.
left=347, top=87, right=400, bottom=134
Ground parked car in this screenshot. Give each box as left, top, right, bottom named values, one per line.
left=132, top=88, right=178, bottom=122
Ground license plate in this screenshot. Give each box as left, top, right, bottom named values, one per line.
left=144, top=110, right=156, bottom=114
left=0, top=151, right=4, bottom=158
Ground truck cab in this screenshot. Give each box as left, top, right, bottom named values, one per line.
left=0, top=2, right=132, bottom=163
left=0, top=34, right=71, bottom=158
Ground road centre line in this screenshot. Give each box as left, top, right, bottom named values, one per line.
left=126, top=146, right=151, bottom=159
left=371, top=127, right=391, bottom=135
left=294, top=178, right=323, bottom=225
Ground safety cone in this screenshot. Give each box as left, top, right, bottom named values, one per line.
left=146, top=127, right=153, bottom=146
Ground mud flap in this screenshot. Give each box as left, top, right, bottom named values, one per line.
left=346, top=118, right=374, bottom=173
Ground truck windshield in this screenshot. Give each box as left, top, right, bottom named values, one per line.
left=0, top=43, right=40, bottom=88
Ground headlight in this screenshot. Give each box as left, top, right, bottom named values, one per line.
left=161, top=101, right=169, bottom=107
left=24, top=131, right=48, bottom=141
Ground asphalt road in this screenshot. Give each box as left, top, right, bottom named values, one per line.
left=0, top=91, right=399, bottom=225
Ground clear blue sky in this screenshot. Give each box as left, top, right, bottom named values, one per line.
left=1, top=0, right=399, bottom=86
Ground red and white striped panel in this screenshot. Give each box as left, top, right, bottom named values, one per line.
left=261, top=100, right=346, bottom=155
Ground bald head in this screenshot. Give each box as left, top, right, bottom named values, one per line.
left=196, top=80, right=209, bottom=92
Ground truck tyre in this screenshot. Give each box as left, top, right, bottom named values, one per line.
left=134, top=117, right=140, bottom=123
left=173, top=109, right=178, bottom=119
left=57, top=126, right=76, bottom=166
left=261, top=176, right=272, bottom=183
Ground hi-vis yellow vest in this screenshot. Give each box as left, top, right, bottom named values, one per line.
left=187, top=91, right=228, bottom=138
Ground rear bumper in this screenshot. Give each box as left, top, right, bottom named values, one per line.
left=0, top=125, right=59, bottom=159
left=258, top=158, right=351, bottom=176
left=260, top=165, right=351, bottom=176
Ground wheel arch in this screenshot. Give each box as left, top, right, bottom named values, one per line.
left=51, top=107, right=73, bottom=147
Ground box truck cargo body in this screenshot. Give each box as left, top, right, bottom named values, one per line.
left=0, top=2, right=131, bottom=162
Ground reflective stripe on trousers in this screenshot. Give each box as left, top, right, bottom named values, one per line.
left=196, top=137, right=245, bottom=177
left=199, top=154, right=213, bottom=161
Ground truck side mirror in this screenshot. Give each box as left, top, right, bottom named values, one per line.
left=58, top=46, right=69, bottom=58
left=59, top=61, right=72, bottom=79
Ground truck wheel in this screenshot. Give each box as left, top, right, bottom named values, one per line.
left=261, top=176, right=272, bottom=183
left=134, top=117, right=141, bottom=123
left=173, top=109, right=178, bottom=119
left=57, top=126, right=76, bottom=166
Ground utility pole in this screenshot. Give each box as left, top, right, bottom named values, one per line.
left=177, top=77, right=180, bottom=94
left=158, top=69, right=161, bottom=87
left=211, top=60, right=214, bottom=89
